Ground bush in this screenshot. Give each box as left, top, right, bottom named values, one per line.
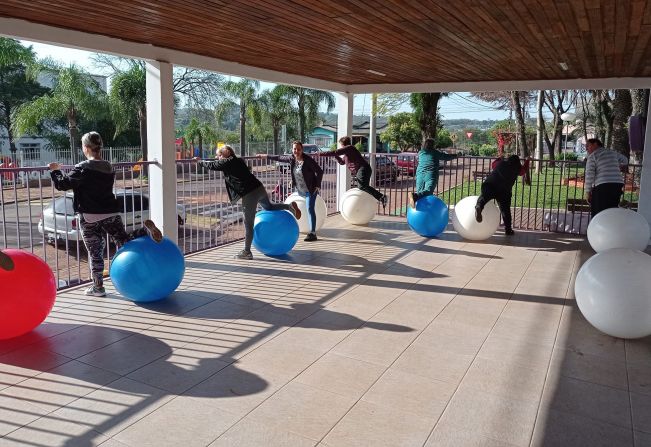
left=543, top=152, right=580, bottom=161
left=478, top=145, right=498, bottom=157
left=329, top=143, right=337, bottom=151
left=354, top=142, right=364, bottom=152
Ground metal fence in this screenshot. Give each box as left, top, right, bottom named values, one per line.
left=1, top=153, right=641, bottom=291
left=366, top=153, right=641, bottom=235
left=175, top=155, right=339, bottom=255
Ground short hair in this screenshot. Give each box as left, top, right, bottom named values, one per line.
left=508, top=154, right=521, bottom=164
left=292, top=141, right=303, bottom=148
left=81, top=132, right=103, bottom=153
left=218, top=145, right=234, bottom=157
left=338, top=136, right=352, bottom=146
left=423, top=138, right=435, bottom=150
left=587, top=138, right=603, bottom=146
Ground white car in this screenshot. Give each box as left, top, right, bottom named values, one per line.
left=38, top=189, right=186, bottom=245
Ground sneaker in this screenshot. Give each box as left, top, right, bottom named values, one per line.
left=235, top=249, right=253, bottom=260
left=85, top=286, right=106, bottom=297
left=409, top=193, right=416, bottom=209
left=380, top=195, right=388, bottom=210
left=0, top=251, right=14, bottom=271
left=144, top=220, right=163, bottom=242
left=474, top=205, right=483, bottom=223
left=304, top=233, right=318, bottom=242
left=290, top=202, right=302, bottom=220
left=505, top=228, right=515, bottom=236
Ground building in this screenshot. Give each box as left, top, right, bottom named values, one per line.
left=308, top=115, right=390, bottom=151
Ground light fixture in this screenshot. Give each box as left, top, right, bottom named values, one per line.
left=366, top=69, right=386, bottom=77
left=559, top=62, right=569, bottom=71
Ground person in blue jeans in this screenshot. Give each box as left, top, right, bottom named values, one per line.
left=260, top=141, right=324, bottom=241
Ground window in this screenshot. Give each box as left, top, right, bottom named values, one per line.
left=20, top=143, right=41, bottom=161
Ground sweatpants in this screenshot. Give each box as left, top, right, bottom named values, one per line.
left=414, top=171, right=439, bottom=202
left=242, top=185, right=294, bottom=252
left=476, top=182, right=513, bottom=231
left=80, top=215, right=148, bottom=288
left=591, top=183, right=624, bottom=217
left=354, top=165, right=384, bottom=202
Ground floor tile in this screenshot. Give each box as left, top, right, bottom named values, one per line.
left=209, top=418, right=317, bottom=447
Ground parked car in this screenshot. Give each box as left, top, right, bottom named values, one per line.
left=374, top=156, right=399, bottom=184
left=396, top=152, right=418, bottom=176
left=38, top=190, right=186, bottom=245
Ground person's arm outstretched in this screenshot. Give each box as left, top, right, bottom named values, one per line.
left=49, top=163, right=82, bottom=191
left=194, top=157, right=230, bottom=171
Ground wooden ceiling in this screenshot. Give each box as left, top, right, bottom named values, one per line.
left=1, top=0, right=650, bottom=86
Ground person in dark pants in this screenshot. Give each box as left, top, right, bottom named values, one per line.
left=0, top=250, right=14, bottom=271
left=317, top=136, right=387, bottom=209
left=584, top=138, right=628, bottom=217
left=49, top=131, right=163, bottom=297
left=260, top=141, right=324, bottom=241
left=195, top=145, right=301, bottom=260
left=475, top=154, right=530, bottom=236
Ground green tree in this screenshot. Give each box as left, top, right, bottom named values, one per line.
left=612, top=89, right=632, bottom=156
left=0, top=38, right=48, bottom=161
left=281, top=87, right=335, bottom=142
left=13, top=63, right=108, bottom=163
left=108, top=64, right=147, bottom=157
left=184, top=118, right=217, bottom=158
left=410, top=93, right=447, bottom=144
left=436, top=128, right=453, bottom=148
left=252, top=86, right=295, bottom=155
left=217, top=79, right=260, bottom=156
left=380, top=112, right=421, bottom=151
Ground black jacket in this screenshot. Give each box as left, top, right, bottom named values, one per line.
left=50, top=160, right=120, bottom=214
left=199, top=156, right=262, bottom=203
left=269, top=154, right=323, bottom=194
left=485, top=156, right=525, bottom=190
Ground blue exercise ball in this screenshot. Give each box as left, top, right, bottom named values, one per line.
left=110, top=237, right=185, bottom=302
left=253, top=210, right=299, bottom=256
left=407, top=195, right=449, bottom=237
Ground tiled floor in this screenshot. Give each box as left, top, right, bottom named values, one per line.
left=1, top=215, right=650, bottom=447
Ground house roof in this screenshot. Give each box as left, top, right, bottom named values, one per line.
left=1, top=1, right=649, bottom=89
left=315, top=116, right=389, bottom=134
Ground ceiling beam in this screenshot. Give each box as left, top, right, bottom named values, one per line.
left=0, top=17, right=348, bottom=93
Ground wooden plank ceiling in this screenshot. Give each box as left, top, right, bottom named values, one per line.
left=1, top=0, right=650, bottom=85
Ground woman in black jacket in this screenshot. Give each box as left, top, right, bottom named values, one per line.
left=195, top=145, right=300, bottom=259
left=260, top=141, right=324, bottom=241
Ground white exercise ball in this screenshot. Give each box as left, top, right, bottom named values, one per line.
left=452, top=195, right=500, bottom=241
left=284, top=192, right=327, bottom=233
left=575, top=248, right=651, bottom=339
left=340, top=188, right=377, bottom=225
left=587, top=207, right=650, bottom=252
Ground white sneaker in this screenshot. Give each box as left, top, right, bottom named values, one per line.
left=85, top=286, right=106, bottom=297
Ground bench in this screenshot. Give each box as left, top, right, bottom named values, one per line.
left=472, top=170, right=490, bottom=181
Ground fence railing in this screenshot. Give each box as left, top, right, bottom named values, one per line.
left=175, top=155, right=339, bottom=255
left=365, top=153, right=641, bottom=235
left=1, top=154, right=641, bottom=290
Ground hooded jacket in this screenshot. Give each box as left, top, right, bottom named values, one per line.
left=199, top=156, right=262, bottom=203
left=50, top=160, right=120, bottom=214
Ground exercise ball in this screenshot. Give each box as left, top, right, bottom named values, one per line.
left=0, top=250, right=56, bottom=339
left=587, top=207, right=650, bottom=252
left=284, top=192, right=327, bottom=233
left=407, top=195, right=449, bottom=237
left=452, top=195, right=500, bottom=241
left=110, top=237, right=185, bottom=302
left=253, top=210, right=299, bottom=256
left=575, top=248, right=651, bottom=338
left=340, top=188, right=377, bottom=225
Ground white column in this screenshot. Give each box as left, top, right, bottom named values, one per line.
left=637, top=94, right=651, bottom=243
left=146, top=61, right=178, bottom=243
left=369, top=93, right=377, bottom=187
left=336, top=92, right=354, bottom=210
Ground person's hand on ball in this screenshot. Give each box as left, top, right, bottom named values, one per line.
left=48, top=162, right=61, bottom=171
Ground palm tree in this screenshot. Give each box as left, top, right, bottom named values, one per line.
left=13, top=63, right=108, bottom=163
left=184, top=118, right=217, bottom=158
left=0, top=38, right=44, bottom=161
left=108, top=63, right=147, bottom=158
left=281, top=87, right=335, bottom=142
left=216, top=79, right=260, bottom=156
left=612, top=89, right=632, bottom=156
left=252, top=86, right=295, bottom=154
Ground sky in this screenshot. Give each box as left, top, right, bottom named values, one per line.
left=22, top=39, right=518, bottom=121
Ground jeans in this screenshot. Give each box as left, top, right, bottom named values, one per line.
left=354, top=165, right=384, bottom=202
left=476, top=182, right=513, bottom=231
left=242, top=185, right=294, bottom=252
left=591, top=183, right=623, bottom=217
left=80, top=215, right=147, bottom=287
left=304, top=190, right=318, bottom=233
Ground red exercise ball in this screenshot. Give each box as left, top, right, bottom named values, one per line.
left=0, top=250, right=56, bottom=339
